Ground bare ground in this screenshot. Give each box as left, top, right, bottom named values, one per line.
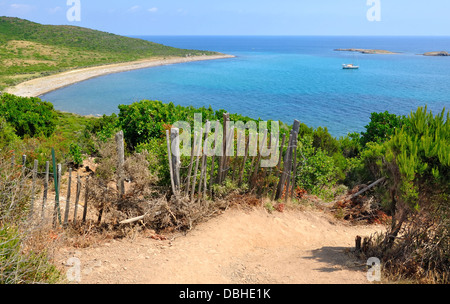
left=55, top=206, right=384, bottom=284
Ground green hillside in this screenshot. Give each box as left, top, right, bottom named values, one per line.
left=0, top=17, right=218, bottom=90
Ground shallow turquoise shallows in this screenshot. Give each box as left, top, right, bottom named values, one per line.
left=41, top=36, right=450, bottom=137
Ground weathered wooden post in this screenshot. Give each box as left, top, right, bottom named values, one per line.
left=290, top=135, right=299, bottom=200
left=29, top=159, right=38, bottom=218
left=198, top=121, right=211, bottom=201
left=209, top=121, right=220, bottom=197
left=42, top=161, right=49, bottom=220
left=171, top=128, right=181, bottom=193
left=166, top=130, right=176, bottom=196
left=263, top=133, right=280, bottom=198
left=73, top=174, right=81, bottom=224
left=223, top=125, right=235, bottom=182
left=275, top=132, right=292, bottom=200
left=232, top=131, right=245, bottom=183
left=63, top=168, right=72, bottom=227
left=115, top=131, right=125, bottom=198
left=21, top=155, right=26, bottom=175
left=275, top=120, right=300, bottom=200
left=82, top=176, right=89, bottom=224
left=285, top=132, right=298, bottom=203
left=251, top=129, right=267, bottom=189
left=191, top=127, right=203, bottom=202
left=238, top=133, right=251, bottom=187
left=218, top=113, right=230, bottom=184
left=185, top=131, right=198, bottom=197
left=52, top=148, right=62, bottom=226
left=272, top=134, right=286, bottom=201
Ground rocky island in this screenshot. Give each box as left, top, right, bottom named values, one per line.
left=422, top=51, right=450, bottom=56
left=334, top=48, right=399, bottom=54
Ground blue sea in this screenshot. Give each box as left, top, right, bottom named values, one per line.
left=41, top=36, right=450, bottom=137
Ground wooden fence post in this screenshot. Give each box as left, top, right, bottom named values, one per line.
left=209, top=121, right=220, bottom=197
left=250, top=129, right=267, bottom=189
left=198, top=122, right=211, bottom=201
left=272, top=134, right=286, bottom=201
left=223, top=126, right=235, bottom=180
left=52, top=148, right=62, bottom=227
left=42, top=161, right=49, bottom=220
left=82, top=176, right=89, bottom=223
left=170, top=128, right=181, bottom=192
left=185, top=131, right=198, bottom=197
left=262, top=133, right=279, bottom=198
left=115, top=131, right=125, bottom=198
left=166, top=130, right=177, bottom=196
left=290, top=136, right=299, bottom=200
left=29, top=159, right=38, bottom=218
left=275, top=120, right=300, bottom=200
left=275, top=132, right=292, bottom=200
left=73, top=174, right=81, bottom=224
left=21, top=155, right=26, bottom=173
left=191, top=127, right=203, bottom=202
left=64, top=168, right=72, bottom=227
left=285, top=132, right=298, bottom=203
left=238, top=133, right=251, bottom=187
left=218, top=113, right=230, bottom=184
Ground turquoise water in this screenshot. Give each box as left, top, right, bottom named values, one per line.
left=41, top=36, right=450, bottom=137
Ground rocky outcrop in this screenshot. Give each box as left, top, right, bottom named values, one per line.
left=334, top=48, right=398, bottom=54
left=422, top=51, right=450, bottom=56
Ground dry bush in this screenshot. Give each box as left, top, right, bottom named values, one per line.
left=87, top=137, right=230, bottom=233
left=358, top=203, right=449, bottom=284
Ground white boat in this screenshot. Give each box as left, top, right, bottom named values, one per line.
left=342, top=63, right=359, bottom=69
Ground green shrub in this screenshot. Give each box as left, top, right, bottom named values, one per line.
left=0, top=93, right=57, bottom=138
left=295, top=136, right=337, bottom=196
left=69, top=143, right=83, bottom=166
left=339, top=132, right=362, bottom=158
left=0, top=116, right=19, bottom=151
left=360, top=110, right=406, bottom=147
left=86, top=113, right=119, bottom=143
left=136, top=138, right=170, bottom=185
left=312, top=126, right=340, bottom=155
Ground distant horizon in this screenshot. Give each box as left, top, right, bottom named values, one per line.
left=130, top=34, right=450, bottom=37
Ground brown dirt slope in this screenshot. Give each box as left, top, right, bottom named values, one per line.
left=57, top=207, right=384, bottom=284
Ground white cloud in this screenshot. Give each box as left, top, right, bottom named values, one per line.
left=148, top=7, right=158, bottom=13
left=127, top=5, right=141, bottom=13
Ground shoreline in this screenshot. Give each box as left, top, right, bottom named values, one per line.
left=4, top=54, right=235, bottom=98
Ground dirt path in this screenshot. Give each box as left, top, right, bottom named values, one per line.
left=56, top=207, right=384, bottom=284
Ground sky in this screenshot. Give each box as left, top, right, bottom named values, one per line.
left=1, top=0, right=450, bottom=36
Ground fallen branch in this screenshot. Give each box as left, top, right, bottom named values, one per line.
left=119, top=215, right=146, bottom=224
left=350, top=177, right=386, bottom=200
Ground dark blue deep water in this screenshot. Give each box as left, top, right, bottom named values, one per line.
left=42, top=36, right=450, bottom=137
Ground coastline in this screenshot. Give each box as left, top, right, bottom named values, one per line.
left=4, top=54, right=235, bottom=98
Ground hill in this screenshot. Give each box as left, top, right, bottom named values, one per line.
left=0, top=17, right=218, bottom=90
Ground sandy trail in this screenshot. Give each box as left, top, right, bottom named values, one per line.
left=5, top=54, right=235, bottom=98
left=56, top=207, right=384, bottom=284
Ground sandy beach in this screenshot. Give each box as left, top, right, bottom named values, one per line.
left=5, top=54, right=235, bottom=98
